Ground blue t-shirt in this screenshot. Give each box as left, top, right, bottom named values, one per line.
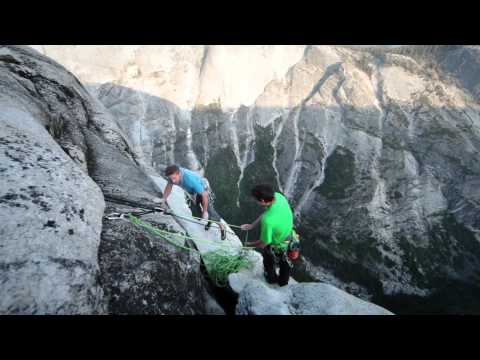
left=169, top=167, right=206, bottom=195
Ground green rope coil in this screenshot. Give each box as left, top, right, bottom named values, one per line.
left=128, top=214, right=254, bottom=287
left=129, top=214, right=196, bottom=252
left=203, top=250, right=254, bottom=287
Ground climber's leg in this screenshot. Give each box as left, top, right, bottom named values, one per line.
left=205, top=191, right=226, bottom=240
left=262, top=246, right=278, bottom=284
left=192, top=193, right=204, bottom=218
left=278, top=251, right=291, bottom=287
left=192, top=192, right=212, bottom=231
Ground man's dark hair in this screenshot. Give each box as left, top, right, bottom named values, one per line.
left=251, top=184, right=275, bottom=202
left=165, top=164, right=180, bottom=177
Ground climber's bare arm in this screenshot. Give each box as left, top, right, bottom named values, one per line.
left=163, top=182, right=173, bottom=201
left=241, top=214, right=263, bottom=231
left=251, top=215, right=262, bottom=228
left=200, top=191, right=209, bottom=215
left=246, top=240, right=267, bottom=249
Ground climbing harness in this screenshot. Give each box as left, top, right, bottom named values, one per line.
left=270, top=245, right=294, bottom=269
left=287, top=230, right=301, bottom=261
left=266, top=230, right=301, bottom=269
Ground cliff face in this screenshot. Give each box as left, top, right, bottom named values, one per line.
left=0, top=45, right=224, bottom=314
left=10, top=44, right=480, bottom=314
left=0, top=45, right=395, bottom=315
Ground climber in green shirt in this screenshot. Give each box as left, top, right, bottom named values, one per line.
left=241, top=184, right=294, bottom=286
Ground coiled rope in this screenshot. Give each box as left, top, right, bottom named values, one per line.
left=127, top=214, right=254, bottom=287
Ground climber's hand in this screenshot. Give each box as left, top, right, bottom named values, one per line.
left=240, top=223, right=253, bottom=231
left=202, top=211, right=209, bottom=221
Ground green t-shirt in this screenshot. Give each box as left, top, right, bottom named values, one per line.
left=260, top=192, right=293, bottom=250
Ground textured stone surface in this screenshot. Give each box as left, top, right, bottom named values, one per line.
left=0, top=46, right=106, bottom=314
left=236, top=279, right=393, bottom=315
left=99, top=204, right=225, bottom=315
left=0, top=45, right=224, bottom=314
left=39, top=45, right=480, bottom=313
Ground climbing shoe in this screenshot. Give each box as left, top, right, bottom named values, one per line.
left=221, top=228, right=227, bottom=241
left=204, top=221, right=212, bottom=231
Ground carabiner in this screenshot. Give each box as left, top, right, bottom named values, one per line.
left=104, top=212, right=128, bottom=221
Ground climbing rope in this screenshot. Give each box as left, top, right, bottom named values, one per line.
left=163, top=210, right=238, bottom=235
left=104, top=194, right=239, bottom=235
left=104, top=195, right=161, bottom=211
left=103, top=195, right=257, bottom=287
left=128, top=214, right=198, bottom=252
left=125, top=215, right=255, bottom=287
left=174, top=212, right=243, bottom=229
left=127, top=214, right=253, bottom=251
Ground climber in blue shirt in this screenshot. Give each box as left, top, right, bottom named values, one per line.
left=161, top=164, right=227, bottom=240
